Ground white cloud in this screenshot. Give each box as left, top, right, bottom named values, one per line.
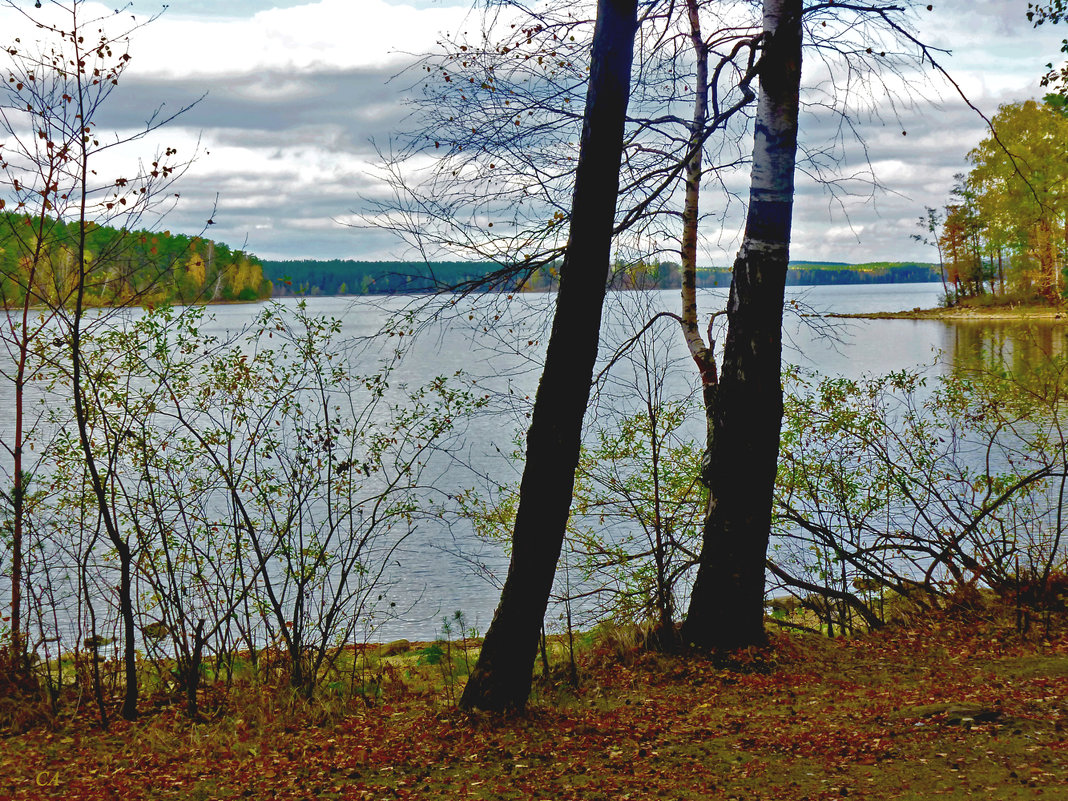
left=2, top=0, right=1064, bottom=262
left=130, top=0, right=476, bottom=77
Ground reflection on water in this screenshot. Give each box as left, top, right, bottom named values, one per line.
left=949, top=321, right=1068, bottom=380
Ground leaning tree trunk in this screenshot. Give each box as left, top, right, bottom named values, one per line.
left=679, top=0, right=717, bottom=393
left=459, top=0, right=639, bottom=712
left=680, top=0, right=802, bottom=652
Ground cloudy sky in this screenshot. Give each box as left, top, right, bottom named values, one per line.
left=3, top=0, right=1065, bottom=265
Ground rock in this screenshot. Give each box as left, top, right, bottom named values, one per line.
left=945, top=704, right=1001, bottom=724
left=906, top=702, right=1002, bottom=725
left=766, top=595, right=802, bottom=615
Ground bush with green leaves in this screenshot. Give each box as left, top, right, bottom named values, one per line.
left=28, top=301, right=486, bottom=707
left=461, top=399, right=705, bottom=640
left=773, top=359, right=1068, bottom=634
left=466, top=350, right=1068, bottom=644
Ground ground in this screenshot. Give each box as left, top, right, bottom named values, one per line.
left=1, top=600, right=1066, bottom=800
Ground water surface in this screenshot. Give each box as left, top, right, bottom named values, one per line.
left=8, top=282, right=1063, bottom=639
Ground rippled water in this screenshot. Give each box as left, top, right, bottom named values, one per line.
left=11, top=282, right=1064, bottom=640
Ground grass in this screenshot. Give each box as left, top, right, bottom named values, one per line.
left=1, top=597, right=1066, bottom=800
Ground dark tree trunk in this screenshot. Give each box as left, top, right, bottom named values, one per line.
left=459, top=0, right=639, bottom=712
left=680, top=0, right=802, bottom=652
left=71, top=140, right=138, bottom=721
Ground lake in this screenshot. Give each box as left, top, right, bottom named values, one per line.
left=5, top=281, right=1067, bottom=642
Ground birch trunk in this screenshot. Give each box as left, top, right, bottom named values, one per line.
left=680, top=0, right=717, bottom=390
left=681, top=0, right=803, bottom=652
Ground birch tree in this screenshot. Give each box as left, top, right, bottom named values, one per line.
left=376, top=0, right=947, bottom=673
left=680, top=0, right=802, bottom=651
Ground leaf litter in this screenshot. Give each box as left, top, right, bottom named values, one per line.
left=1, top=598, right=1065, bottom=800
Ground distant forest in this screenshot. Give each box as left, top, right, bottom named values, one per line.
left=0, top=214, right=273, bottom=307
left=261, top=258, right=942, bottom=297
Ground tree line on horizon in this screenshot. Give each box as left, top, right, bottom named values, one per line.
left=262, top=258, right=941, bottom=297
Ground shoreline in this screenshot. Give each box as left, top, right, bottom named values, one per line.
left=828, top=304, right=1068, bottom=321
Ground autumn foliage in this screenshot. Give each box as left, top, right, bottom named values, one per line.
left=932, top=99, right=1068, bottom=304
left=0, top=215, right=272, bottom=308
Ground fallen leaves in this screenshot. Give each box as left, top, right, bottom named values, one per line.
left=2, top=602, right=1067, bottom=799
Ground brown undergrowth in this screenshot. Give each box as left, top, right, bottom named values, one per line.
left=1, top=597, right=1066, bottom=800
